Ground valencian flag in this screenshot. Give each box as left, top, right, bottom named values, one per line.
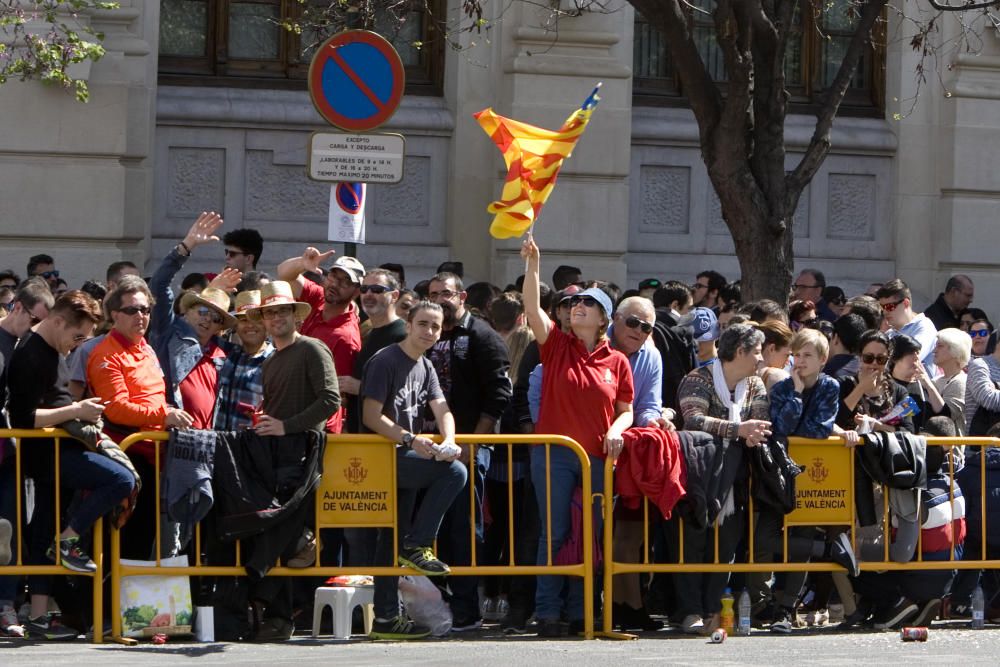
left=474, top=83, right=602, bottom=239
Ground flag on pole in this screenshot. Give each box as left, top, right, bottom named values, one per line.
left=474, top=83, right=602, bottom=239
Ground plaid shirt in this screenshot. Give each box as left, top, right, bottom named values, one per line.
left=214, top=341, right=274, bottom=431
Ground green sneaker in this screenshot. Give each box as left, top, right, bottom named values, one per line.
left=398, top=546, right=450, bottom=576
left=369, top=615, right=431, bottom=640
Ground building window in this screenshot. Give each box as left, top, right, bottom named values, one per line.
left=158, top=0, right=444, bottom=94
left=633, top=0, right=884, bottom=113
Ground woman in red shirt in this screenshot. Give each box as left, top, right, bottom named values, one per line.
left=521, top=235, right=634, bottom=636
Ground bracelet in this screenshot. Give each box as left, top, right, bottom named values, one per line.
left=178, top=241, right=191, bottom=255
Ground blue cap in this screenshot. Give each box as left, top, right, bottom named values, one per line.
left=680, top=307, right=720, bottom=343
left=561, top=286, right=614, bottom=320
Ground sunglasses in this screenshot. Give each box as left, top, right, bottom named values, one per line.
left=623, top=315, right=653, bottom=334
left=196, top=306, right=224, bottom=325
left=568, top=295, right=599, bottom=309
left=118, top=305, right=151, bottom=316
left=2, top=302, right=13, bottom=313
left=40, top=270, right=59, bottom=280
left=970, top=329, right=990, bottom=339
left=880, top=299, right=905, bottom=313
left=359, top=284, right=392, bottom=295
left=861, top=353, right=889, bottom=365
left=223, top=249, right=246, bottom=258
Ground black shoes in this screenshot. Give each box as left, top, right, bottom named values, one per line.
left=873, top=598, right=918, bottom=630
left=46, top=536, right=97, bottom=573
left=369, top=616, right=431, bottom=640
left=829, top=532, right=860, bottom=578
left=536, top=618, right=565, bottom=637
left=25, top=614, right=78, bottom=641
left=612, top=602, right=663, bottom=632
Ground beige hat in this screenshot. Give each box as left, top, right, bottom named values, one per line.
left=179, top=287, right=237, bottom=329
left=247, top=280, right=312, bottom=321
left=330, top=256, right=366, bottom=284
left=231, top=290, right=261, bottom=319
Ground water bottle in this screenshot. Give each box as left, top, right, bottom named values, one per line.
left=720, top=587, right=735, bottom=634
left=737, top=588, right=751, bottom=636
left=972, top=585, right=985, bottom=629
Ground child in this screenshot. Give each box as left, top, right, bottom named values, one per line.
left=755, top=329, right=859, bottom=633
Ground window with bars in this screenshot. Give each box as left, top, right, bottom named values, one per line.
left=633, top=0, right=884, bottom=112
left=158, top=0, right=444, bottom=94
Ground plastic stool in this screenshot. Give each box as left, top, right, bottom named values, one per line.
left=312, top=586, right=375, bottom=639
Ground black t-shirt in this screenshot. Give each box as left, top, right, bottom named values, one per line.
left=347, top=318, right=407, bottom=433
left=8, top=331, right=75, bottom=476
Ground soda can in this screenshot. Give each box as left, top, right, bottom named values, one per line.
left=710, top=628, right=727, bottom=643
left=900, top=627, right=928, bottom=642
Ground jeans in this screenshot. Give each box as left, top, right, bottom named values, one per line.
left=28, top=443, right=134, bottom=595
left=373, top=449, right=467, bottom=619
left=530, top=445, right=603, bottom=622
left=438, top=447, right=490, bottom=622
left=0, top=455, right=20, bottom=603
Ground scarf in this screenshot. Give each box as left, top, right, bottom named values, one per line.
left=710, top=359, right=746, bottom=525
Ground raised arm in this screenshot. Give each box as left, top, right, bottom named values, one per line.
left=519, top=234, right=552, bottom=346
left=276, top=247, right=335, bottom=299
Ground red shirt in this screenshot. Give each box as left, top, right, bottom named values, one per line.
left=535, top=322, right=634, bottom=458
left=179, top=343, right=226, bottom=430
left=299, top=280, right=361, bottom=432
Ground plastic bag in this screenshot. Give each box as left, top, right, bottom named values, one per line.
left=399, top=575, right=452, bottom=636
left=119, top=555, right=193, bottom=638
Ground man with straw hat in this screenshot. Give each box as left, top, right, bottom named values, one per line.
left=149, top=212, right=238, bottom=429
left=214, top=290, right=275, bottom=431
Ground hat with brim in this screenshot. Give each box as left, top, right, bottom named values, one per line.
left=179, top=287, right=237, bottom=329
left=330, top=256, right=366, bottom=284
left=563, top=286, right=614, bottom=321
left=231, top=290, right=261, bottom=319
left=246, top=280, right=312, bottom=321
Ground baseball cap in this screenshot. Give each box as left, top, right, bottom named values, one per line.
left=330, top=256, right=365, bottom=284
left=561, top=286, right=614, bottom=320
left=679, top=306, right=720, bottom=343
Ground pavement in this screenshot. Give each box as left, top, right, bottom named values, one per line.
left=4, top=622, right=1000, bottom=665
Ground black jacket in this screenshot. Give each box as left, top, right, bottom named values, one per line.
left=923, top=293, right=962, bottom=332
left=676, top=430, right=747, bottom=530
left=432, top=310, right=512, bottom=433
left=855, top=431, right=927, bottom=526
left=652, top=308, right=697, bottom=423
left=212, top=429, right=325, bottom=580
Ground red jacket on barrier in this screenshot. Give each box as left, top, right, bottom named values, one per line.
left=617, top=427, right=686, bottom=519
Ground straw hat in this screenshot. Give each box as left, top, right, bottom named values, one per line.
left=231, top=290, right=261, bottom=319
left=246, top=280, right=312, bottom=321
left=179, top=287, right=237, bottom=329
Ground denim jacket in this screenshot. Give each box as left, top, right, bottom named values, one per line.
left=148, top=246, right=227, bottom=408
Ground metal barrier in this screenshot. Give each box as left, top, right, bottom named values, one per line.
left=0, top=428, right=105, bottom=643
left=600, top=436, right=1000, bottom=638
left=109, top=432, right=596, bottom=643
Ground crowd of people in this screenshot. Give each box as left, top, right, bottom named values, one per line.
left=0, top=215, right=994, bottom=642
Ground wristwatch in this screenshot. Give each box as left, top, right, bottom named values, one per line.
left=401, top=432, right=415, bottom=448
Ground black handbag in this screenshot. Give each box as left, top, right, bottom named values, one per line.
left=750, top=437, right=804, bottom=514
left=970, top=381, right=1000, bottom=436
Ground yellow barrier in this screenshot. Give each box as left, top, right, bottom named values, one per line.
left=109, top=432, right=596, bottom=642
left=0, top=429, right=104, bottom=644
left=600, top=436, right=1000, bottom=638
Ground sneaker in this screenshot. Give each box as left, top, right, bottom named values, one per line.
left=0, top=518, right=11, bottom=566
left=46, top=536, right=97, bottom=574
left=286, top=529, right=316, bottom=568
left=451, top=616, right=483, bottom=632
left=253, top=616, right=293, bottom=642
left=829, top=532, right=860, bottom=578
left=680, top=614, right=704, bottom=635
left=398, top=546, right=450, bottom=576
left=369, top=616, right=431, bottom=640
left=482, top=597, right=509, bottom=622
left=0, top=605, right=25, bottom=638
left=535, top=618, right=564, bottom=638
left=25, top=614, right=78, bottom=640
left=804, top=608, right=829, bottom=627
left=910, top=598, right=941, bottom=627
left=873, top=598, right=918, bottom=630
left=770, top=607, right=794, bottom=634
left=502, top=607, right=529, bottom=635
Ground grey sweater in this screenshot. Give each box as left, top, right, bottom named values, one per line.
left=262, top=335, right=341, bottom=433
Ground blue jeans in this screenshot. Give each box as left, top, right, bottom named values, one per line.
left=530, top=445, right=603, bottom=622
left=0, top=455, right=20, bottom=602
left=374, top=448, right=467, bottom=618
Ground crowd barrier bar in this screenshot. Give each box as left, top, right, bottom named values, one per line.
left=0, top=429, right=104, bottom=644
left=600, top=436, right=1000, bottom=638
left=109, top=432, right=596, bottom=643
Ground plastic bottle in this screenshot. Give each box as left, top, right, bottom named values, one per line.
left=972, top=585, right=985, bottom=629
left=737, top=588, right=751, bottom=636
left=721, top=588, right=735, bottom=634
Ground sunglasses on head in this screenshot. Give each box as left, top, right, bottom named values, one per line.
left=880, top=299, right=905, bottom=313
left=568, top=295, right=599, bottom=309
left=196, top=306, right=224, bottom=325
left=861, top=352, right=889, bottom=365
left=970, top=329, right=990, bottom=339
left=359, top=284, right=392, bottom=295
left=118, top=305, right=150, bottom=316
left=623, top=315, right=653, bottom=334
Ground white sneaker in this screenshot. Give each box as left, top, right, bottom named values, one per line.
left=681, top=614, right=704, bottom=634
left=0, top=605, right=25, bottom=638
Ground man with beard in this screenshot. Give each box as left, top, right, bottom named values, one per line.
left=277, top=247, right=364, bottom=433
left=425, top=271, right=512, bottom=631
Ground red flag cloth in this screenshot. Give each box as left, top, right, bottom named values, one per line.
left=616, top=427, right=687, bottom=519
